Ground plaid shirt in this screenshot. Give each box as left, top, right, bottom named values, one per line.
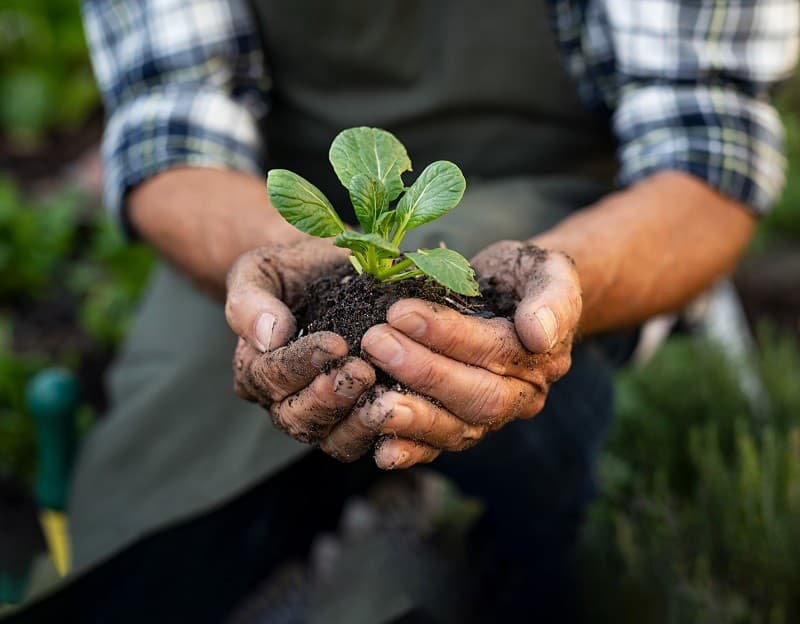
left=83, top=0, right=799, bottom=227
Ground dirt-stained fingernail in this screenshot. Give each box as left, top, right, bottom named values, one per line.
left=376, top=445, right=406, bottom=470
left=311, top=349, right=331, bottom=369
left=388, top=450, right=409, bottom=469
left=360, top=396, right=388, bottom=428
left=255, top=312, right=276, bottom=352
left=363, top=331, right=404, bottom=366
left=333, top=370, right=363, bottom=399
left=391, top=312, right=427, bottom=338
left=533, top=306, right=558, bottom=350
left=389, top=404, right=414, bottom=429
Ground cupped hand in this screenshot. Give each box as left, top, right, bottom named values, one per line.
left=320, top=242, right=581, bottom=469
left=225, top=242, right=376, bottom=443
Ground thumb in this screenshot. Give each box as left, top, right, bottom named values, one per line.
left=514, top=251, right=582, bottom=353
left=225, top=247, right=297, bottom=352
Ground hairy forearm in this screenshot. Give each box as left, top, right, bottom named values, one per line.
left=128, top=167, right=344, bottom=298
left=531, top=171, right=756, bottom=335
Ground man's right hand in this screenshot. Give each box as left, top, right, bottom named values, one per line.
left=225, top=242, right=376, bottom=445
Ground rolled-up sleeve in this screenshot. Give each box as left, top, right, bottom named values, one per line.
left=603, top=0, right=799, bottom=214
left=81, top=0, right=269, bottom=232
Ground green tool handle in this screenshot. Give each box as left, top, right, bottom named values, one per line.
left=25, top=368, right=79, bottom=512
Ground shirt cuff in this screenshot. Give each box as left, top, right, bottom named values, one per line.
left=101, top=86, right=264, bottom=236
left=614, top=84, right=787, bottom=214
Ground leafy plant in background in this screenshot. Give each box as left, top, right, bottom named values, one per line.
left=268, top=127, right=479, bottom=296
left=0, top=0, right=98, bottom=145
left=69, top=220, right=154, bottom=346
left=0, top=177, right=79, bottom=301
left=0, top=177, right=153, bottom=490
left=580, top=330, right=800, bottom=624
left=0, top=319, right=42, bottom=486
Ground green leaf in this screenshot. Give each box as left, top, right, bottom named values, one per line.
left=348, top=174, right=389, bottom=233
left=334, top=231, right=400, bottom=258
left=267, top=169, right=345, bottom=237
left=375, top=210, right=396, bottom=238
left=348, top=255, right=364, bottom=275
left=329, top=127, right=412, bottom=201
left=406, top=248, right=480, bottom=296
left=395, top=161, right=466, bottom=234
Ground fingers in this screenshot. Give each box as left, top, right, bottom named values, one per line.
left=270, top=357, right=375, bottom=443
left=386, top=299, right=540, bottom=380
left=234, top=332, right=349, bottom=403
left=319, top=387, right=389, bottom=463
left=374, top=438, right=440, bottom=470
left=514, top=252, right=582, bottom=353
left=361, top=325, right=542, bottom=425
left=319, top=385, right=486, bottom=465
left=225, top=247, right=297, bottom=352
left=356, top=390, right=486, bottom=451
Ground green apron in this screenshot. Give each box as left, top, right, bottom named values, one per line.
left=67, top=0, right=616, bottom=574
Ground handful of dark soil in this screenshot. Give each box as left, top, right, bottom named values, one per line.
left=296, top=265, right=516, bottom=358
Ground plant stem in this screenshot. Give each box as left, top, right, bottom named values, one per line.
left=375, top=257, right=414, bottom=280
left=382, top=269, right=424, bottom=284
left=351, top=251, right=367, bottom=274
left=366, top=247, right=378, bottom=274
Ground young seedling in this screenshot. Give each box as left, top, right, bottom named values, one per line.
left=267, top=127, right=480, bottom=297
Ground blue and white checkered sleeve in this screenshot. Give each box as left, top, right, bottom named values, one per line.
left=601, top=0, right=799, bottom=213
left=81, top=0, right=268, bottom=232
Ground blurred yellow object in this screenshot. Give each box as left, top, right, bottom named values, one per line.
left=39, top=511, right=70, bottom=576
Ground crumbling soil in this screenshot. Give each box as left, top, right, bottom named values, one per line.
left=296, top=265, right=515, bottom=356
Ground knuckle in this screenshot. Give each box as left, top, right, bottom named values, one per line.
left=421, top=406, right=439, bottom=437
left=233, top=376, right=255, bottom=402
left=468, top=381, right=508, bottom=421
left=457, top=425, right=485, bottom=449
left=269, top=403, right=289, bottom=433
left=550, top=352, right=572, bottom=380
left=410, top=356, right=447, bottom=393
left=519, top=391, right=546, bottom=419
left=276, top=409, right=320, bottom=444
left=249, top=357, right=288, bottom=401
left=224, top=289, right=251, bottom=332
left=319, top=438, right=349, bottom=462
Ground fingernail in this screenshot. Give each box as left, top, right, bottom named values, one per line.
left=360, top=397, right=390, bottom=428
left=333, top=370, right=362, bottom=398
left=389, top=450, right=409, bottom=469
left=378, top=447, right=407, bottom=470
left=390, top=404, right=414, bottom=428
left=534, top=306, right=558, bottom=350
left=311, top=349, right=330, bottom=369
left=392, top=312, right=427, bottom=338
left=363, top=332, right=404, bottom=366
left=255, top=312, right=276, bottom=352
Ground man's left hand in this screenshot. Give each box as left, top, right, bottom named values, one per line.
left=320, top=242, right=582, bottom=469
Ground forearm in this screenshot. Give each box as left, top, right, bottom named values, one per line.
left=128, top=167, right=346, bottom=298
left=531, top=171, right=756, bottom=335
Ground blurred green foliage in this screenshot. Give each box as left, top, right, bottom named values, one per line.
left=0, top=319, right=42, bottom=486
left=0, top=176, right=154, bottom=344
left=68, top=215, right=156, bottom=345
left=581, top=331, right=800, bottom=624
left=0, top=179, right=79, bottom=300
left=0, top=177, right=153, bottom=485
left=0, top=0, right=97, bottom=145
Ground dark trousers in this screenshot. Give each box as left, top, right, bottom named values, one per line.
left=7, top=341, right=613, bottom=624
